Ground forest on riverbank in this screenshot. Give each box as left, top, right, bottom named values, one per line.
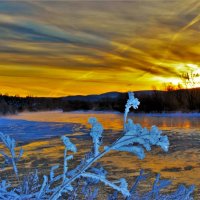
left=0, top=88, right=200, bottom=115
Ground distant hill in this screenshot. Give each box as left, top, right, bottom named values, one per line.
left=62, top=92, right=122, bottom=102
left=62, top=90, right=157, bottom=102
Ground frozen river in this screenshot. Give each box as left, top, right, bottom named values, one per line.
left=0, top=111, right=200, bottom=198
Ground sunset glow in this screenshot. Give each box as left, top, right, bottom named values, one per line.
left=0, top=1, right=199, bottom=96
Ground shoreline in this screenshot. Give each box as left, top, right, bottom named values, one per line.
left=1, top=109, right=200, bottom=118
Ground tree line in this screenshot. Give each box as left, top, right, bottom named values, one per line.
left=0, top=88, right=199, bottom=115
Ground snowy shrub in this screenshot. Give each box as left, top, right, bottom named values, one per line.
left=0, top=92, right=195, bottom=199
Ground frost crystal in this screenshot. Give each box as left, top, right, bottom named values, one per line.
left=0, top=131, right=23, bottom=177
left=124, top=92, right=140, bottom=129
left=88, top=117, right=103, bottom=156
left=61, top=136, right=77, bottom=153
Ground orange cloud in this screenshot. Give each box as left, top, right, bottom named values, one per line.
left=0, top=1, right=199, bottom=96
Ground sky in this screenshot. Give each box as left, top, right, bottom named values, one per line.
left=0, top=0, right=199, bottom=97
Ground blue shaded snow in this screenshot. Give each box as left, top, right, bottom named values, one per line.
left=0, top=118, right=87, bottom=143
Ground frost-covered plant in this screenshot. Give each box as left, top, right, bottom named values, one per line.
left=0, top=92, right=195, bottom=199
left=0, top=132, right=23, bottom=178
left=88, top=117, right=103, bottom=156
left=124, top=92, right=140, bottom=130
